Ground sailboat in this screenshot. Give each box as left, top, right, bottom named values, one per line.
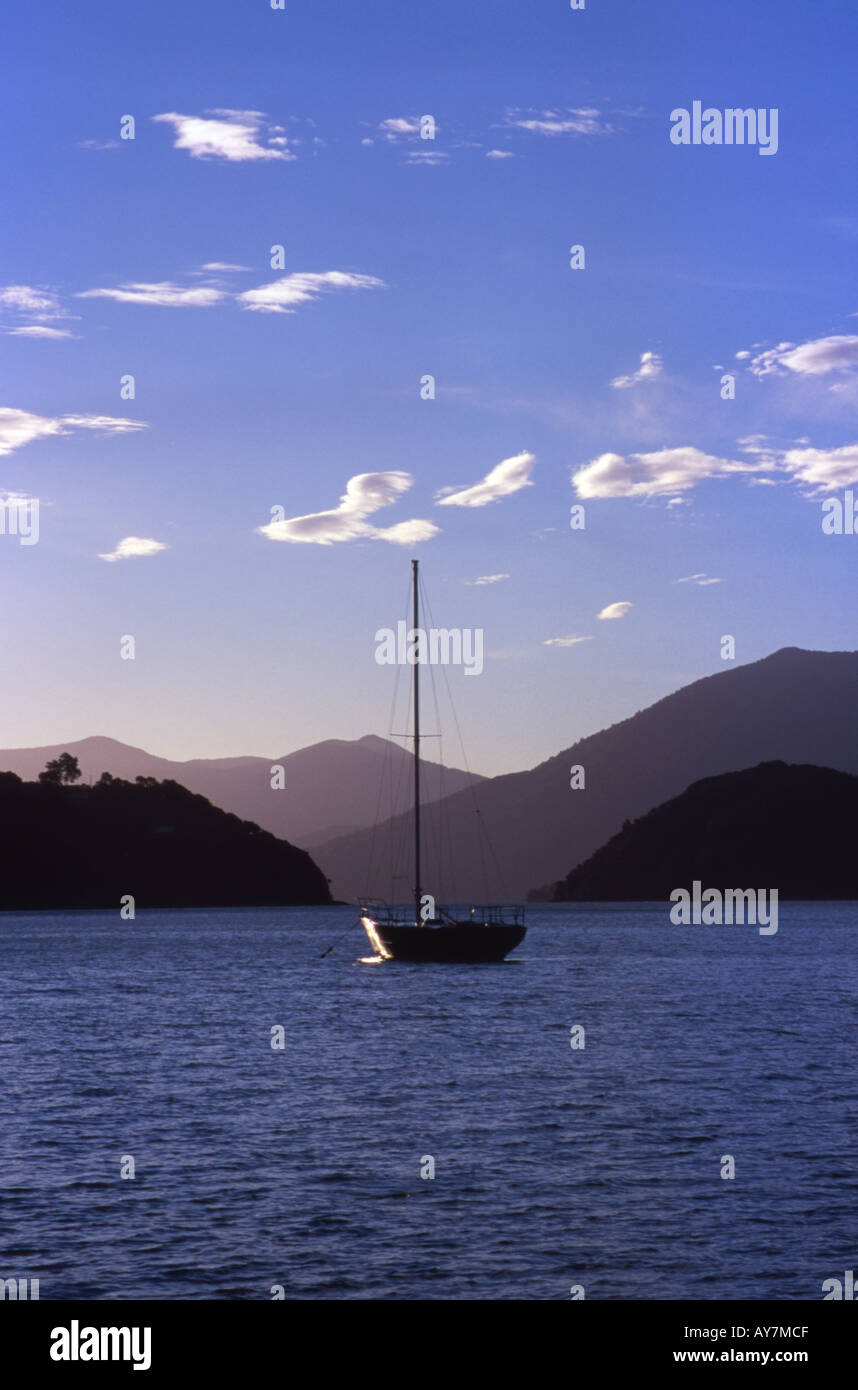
left=359, top=560, right=526, bottom=963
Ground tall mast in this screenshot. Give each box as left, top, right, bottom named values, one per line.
left=412, top=558, right=421, bottom=923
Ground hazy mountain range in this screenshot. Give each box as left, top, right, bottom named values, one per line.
left=0, top=733, right=482, bottom=850
left=547, top=761, right=858, bottom=901
left=314, top=647, right=858, bottom=902
left=4, top=647, right=857, bottom=906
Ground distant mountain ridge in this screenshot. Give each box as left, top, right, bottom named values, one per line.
left=546, top=761, right=858, bottom=901
left=0, top=733, right=484, bottom=851
left=311, top=648, right=858, bottom=903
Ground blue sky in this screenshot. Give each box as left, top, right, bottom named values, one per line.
left=2, top=0, right=856, bottom=775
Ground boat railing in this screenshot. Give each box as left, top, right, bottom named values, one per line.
left=358, top=900, right=417, bottom=925
left=468, top=904, right=526, bottom=926
left=360, top=900, right=526, bottom=927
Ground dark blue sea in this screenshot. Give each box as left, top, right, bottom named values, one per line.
left=2, top=903, right=856, bottom=1300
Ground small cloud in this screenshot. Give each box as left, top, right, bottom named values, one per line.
left=0, top=407, right=146, bottom=458
left=0, top=284, right=68, bottom=322
left=0, top=285, right=58, bottom=314
left=379, top=117, right=430, bottom=141
left=737, top=434, right=776, bottom=458
left=543, top=635, right=593, bottom=647
left=258, top=471, right=439, bottom=546
left=404, top=148, right=447, bottom=165
left=467, top=573, right=510, bottom=586
left=5, top=325, right=76, bottom=339
left=376, top=116, right=444, bottom=162
left=77, top=281, right=226, bottom=307
left=781, top=443, right=858, bottom=493
left=380, top=117, right=419, bottom=137
left=77, top=139, right=119, bottom=151
left=237, top=269, right=384, bottom=315
left=485, top=148, right=515, bottom=160
left=597, top=601, right=632, bottom=620
left=99, top=536, right=168, bottom=563
left=370, top=518, right=439, bottom=544
left=674, top=574, right=723, bottom=586
left=611, top=350, right=663, bottom=389
left=436, top=450, right=535, bottom=508
left=153, top=110, right=295, bottom=162
left=0, top=488, right=37, bottom=506
left=506, top=107, right=611, bottom=137
left=572, top=446, right=767, bottom=499
left=743, top=334, right=858, bottom=380
left=75, top=270, right=384, bottom=317
left=62, top=414, right=147, bottom=434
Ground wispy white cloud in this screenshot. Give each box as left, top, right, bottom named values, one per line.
left=0, top=407, right=146, bottom=458
left=573, top=434, right=858, bottom=502
left=403, top=148, right=447, bottom=166
left=75, top=269, right=383, bottom=317
left=379, top=117, right=422, bottom=139
left=99, top=536, right=168, bottom=563
left=0, top=285, right=64, bottom=318
left=378, top=116, right=438, bottom=142
left=0, top=409, right=65, bottom=455
left=237, top=270, right=385, bottom=315
left=543, top=635, right=593, bottom=647
left=5, top=325, right=75, bottom=339
left=743, top=334, right=858, bottom=380
left=467, top=573, right=510, bottom=586
left=436, top=450, right=535, bottom=508
left=257, top=472, right=439, bottom=546
left=675, top=573, right=723, bottom=586
left=153, top=110, right=295, bottom=162
left=61, top=414, right=146, bottom=434
left=506, top=107, right=612, bottom=137
left=77, top=281, right=227, bottom=307
left=0, top=488, right=38, bottom=506
left=736, top=435, right=858, bottom=492
left=572, top=446, right=766, bottom=499
left=597, top=601, right=632, bottom=620
left=0, top=284, right=79, bottom=340
left=781, top=443, right=858, bottom=492
left=485, top=148, right=515, bottom=160
left=372, top=116, right=445, bottom=163
left=737, top=434, right=779, bottom=460
left=77, top=139, right=119, bottom=151
left=611, top=350, right=663, bottom=389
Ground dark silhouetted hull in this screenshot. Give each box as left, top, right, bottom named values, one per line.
left=361, top=916, right=525, bottom=962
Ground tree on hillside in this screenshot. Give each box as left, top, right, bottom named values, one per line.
left=38, top=752, right=82, bottom=785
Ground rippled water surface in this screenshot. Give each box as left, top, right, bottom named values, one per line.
left=2, top=903, right=856, bottom=1299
